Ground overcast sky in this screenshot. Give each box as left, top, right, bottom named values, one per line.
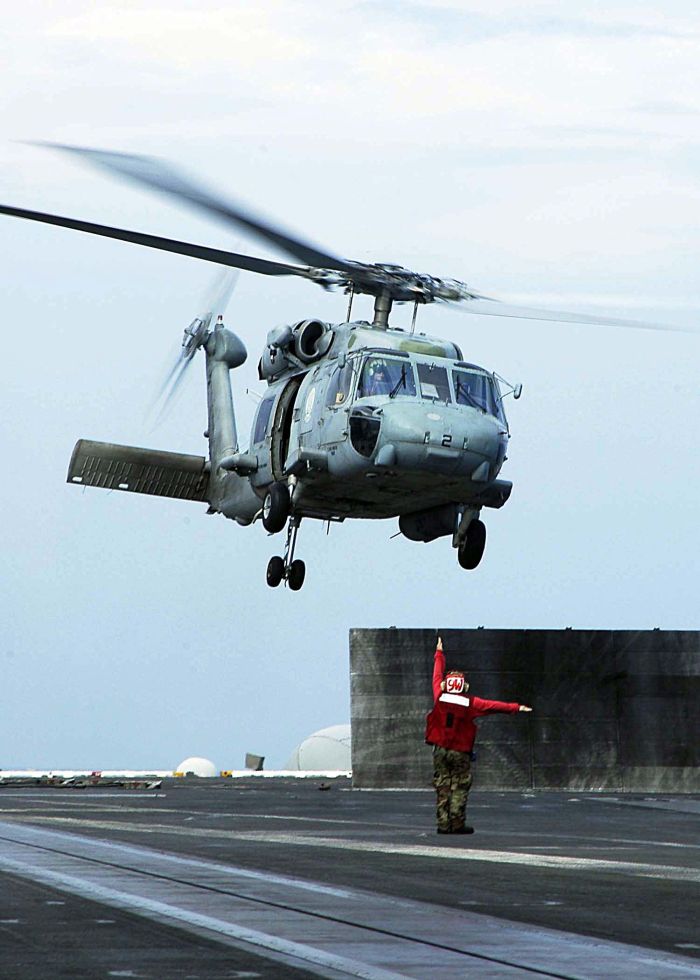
left=1, top=1, right=698, bottom=771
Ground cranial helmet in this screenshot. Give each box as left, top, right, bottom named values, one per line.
left=444, top=671, right=468, bottom=695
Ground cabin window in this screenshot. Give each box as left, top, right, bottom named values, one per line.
left=357, top=357, right=416, bottom=399
left=453, top=369, right=501, bottom=419
left=252, top=395, right=275, bottom=444
left=325, top=362, right=354, bottom=407
left=417, top=362, right=451, bottom=402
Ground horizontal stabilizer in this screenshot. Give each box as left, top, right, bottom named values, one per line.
left=67, top=439, right=209, bottom=503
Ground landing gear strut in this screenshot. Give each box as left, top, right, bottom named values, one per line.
left=458, top=518, right=486, bottom=570
left=266, top=516, right=306, bottom=590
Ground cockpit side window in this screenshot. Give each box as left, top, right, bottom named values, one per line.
left=252, top=395, right=275, bottom=444
left=325, top=361, right=355, bottom=407
left=453, top=369, right=502, bottom=419
left=492, top=376, right=508, bottom=425
left=358, top=357, right=416, bottom=399
left=416, top=362, right=451, bottom=402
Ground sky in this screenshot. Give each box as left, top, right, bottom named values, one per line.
left=1, top=1, right=698, bottom=770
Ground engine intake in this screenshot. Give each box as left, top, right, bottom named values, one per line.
left=258, top=320, right=333, bottom=380
left=294, top=319, right=332, bottom=363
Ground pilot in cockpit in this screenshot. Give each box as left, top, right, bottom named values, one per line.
left=362, top=360, right=391, bottom=397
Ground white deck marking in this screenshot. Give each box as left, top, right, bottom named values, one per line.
left=1, top=822, right=699, bottom=979
left=9, top=815, right=700, bottom=883
left=479, top=831, right=700, bottom=851
left=5, top=803, right=699, bottom=850
left=0, top=804, right=373, bottom=826
left=0, top=793, right=163, bottom=800
left=0, top=854, right=406, bottom=980
left=0, top=821, right=355, bottom=900
left=592, top=798, right=700, bottom=816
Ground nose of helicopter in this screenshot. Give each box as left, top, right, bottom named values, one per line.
left=375, top=402, right=504, bottom=479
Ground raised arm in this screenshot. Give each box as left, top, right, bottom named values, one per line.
left=471, top=696, right=532, bottom=716
left=432, top=635, right=445, bottom=701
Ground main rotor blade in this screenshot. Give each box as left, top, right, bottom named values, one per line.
left=40, top=142, right=353, bottom=274
left=453, top=296, right=694, bottom=333
left=0, top=204, right=312, bottom=279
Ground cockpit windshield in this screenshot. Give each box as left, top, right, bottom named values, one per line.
left=358, top=357, right=417, bottom=399
left=417, top=362, right=452, bottom=402
left=453, top=369, right=504, bottom=421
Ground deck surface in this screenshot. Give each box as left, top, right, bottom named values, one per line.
left=0, top=778, right=698, bottom=978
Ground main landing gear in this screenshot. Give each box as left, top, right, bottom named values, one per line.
left=457, top=518, right=486, bottom=570
left=263, top=483, right=306, bottom=592
left=262, top=481, right=290, bottom=534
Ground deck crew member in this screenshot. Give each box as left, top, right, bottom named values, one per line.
left=425, top=636, right=532, bottom=835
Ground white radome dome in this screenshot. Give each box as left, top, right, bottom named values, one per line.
left=285, top=724, right=351, bottom=771
left=177, top=756, right=218, bottom=777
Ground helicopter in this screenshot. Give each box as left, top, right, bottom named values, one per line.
left=0, top=144, right=683, bottom=591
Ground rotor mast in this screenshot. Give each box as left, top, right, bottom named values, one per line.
left=372, top=291, right=393, bottom=329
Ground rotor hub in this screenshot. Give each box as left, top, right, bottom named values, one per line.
left=322, top=262, right=478, bottom=305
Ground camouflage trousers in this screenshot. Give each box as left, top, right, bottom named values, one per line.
left=433, top=746, right=473, bottom=832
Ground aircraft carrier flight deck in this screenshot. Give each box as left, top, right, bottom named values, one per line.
left=0, top=777, right=698, bottom=979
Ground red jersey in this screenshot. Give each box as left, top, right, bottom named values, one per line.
left=425, top=645, right=520, bottom=752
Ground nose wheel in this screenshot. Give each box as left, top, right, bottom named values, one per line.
left=266, top=516, right=306, bottom=590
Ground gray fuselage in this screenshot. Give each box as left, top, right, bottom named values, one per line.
left=213, top=319, right=511, bottom=527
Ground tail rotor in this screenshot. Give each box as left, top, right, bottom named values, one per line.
left=153, top=269, right=239, bottom=420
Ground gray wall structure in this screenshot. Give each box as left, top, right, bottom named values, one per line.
left=349, top=629, right=700, bottom=791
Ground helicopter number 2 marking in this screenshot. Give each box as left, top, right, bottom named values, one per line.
left=441, top=434, right=452, bottom=447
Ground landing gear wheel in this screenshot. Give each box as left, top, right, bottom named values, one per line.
left=266, top=556, right=285, bottom=587
left=262, top=482, right=290, bottom=534
left=287, top=559, right=306, bottom=591
left=458, top=519, right=486, bottom=570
